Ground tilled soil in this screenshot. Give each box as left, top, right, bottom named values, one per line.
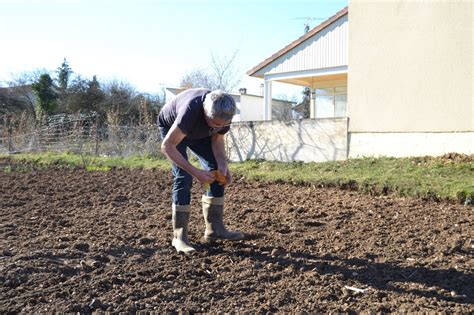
left=0, top=162, right=473, bottom=313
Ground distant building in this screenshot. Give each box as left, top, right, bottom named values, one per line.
left=0, top=85, right=36, bottom=115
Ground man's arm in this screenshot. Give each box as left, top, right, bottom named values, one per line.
left=161, top=123, right=215, bottom=184
left=212, top=133, right=232, bottom=185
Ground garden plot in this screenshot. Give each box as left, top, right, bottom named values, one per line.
left=0, top=163, right=472, bottom=312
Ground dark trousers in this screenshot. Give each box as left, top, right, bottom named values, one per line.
left=159, top=127, right=224, bottom=205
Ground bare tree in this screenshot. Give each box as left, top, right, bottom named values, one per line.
left=180, top=68, right=215, bottom=90
left=135, top=91, right=164, bottom=126
left=210, top=50, right=240, bottom=92
left=179, top=50, right=241, bottom=92
left=102, top=80, right=138, bottom=125
left=6, top=69, right=48, bottom=87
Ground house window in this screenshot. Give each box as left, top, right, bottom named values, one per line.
left=315, top=86, right=347, bottom=118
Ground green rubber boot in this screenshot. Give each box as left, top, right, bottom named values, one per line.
left=202, top=195, right=244, bottom=241
left=171, top=204, right=196, bottom=254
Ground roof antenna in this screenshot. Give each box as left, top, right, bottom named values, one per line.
left=293, top=17, right=325, bottom=34
left=304, top=23, right=310, bottom=34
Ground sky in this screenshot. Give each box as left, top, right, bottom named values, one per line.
left=0, top=0, right=348, bottom=100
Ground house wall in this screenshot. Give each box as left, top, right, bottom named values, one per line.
left=349, top=132, right=474, bottom=158
left=226, top=118, right=348, bottom=162
left=348, top=1, right=473, bottom=133
left=233, top=95, right=263, bottom=122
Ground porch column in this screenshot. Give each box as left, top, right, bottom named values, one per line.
left=263, top=79, right=272, bottom=121
left=309, top=87, right=316, bottom=119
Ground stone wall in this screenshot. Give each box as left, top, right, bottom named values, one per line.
left=226, top=118, right=348, bottom=162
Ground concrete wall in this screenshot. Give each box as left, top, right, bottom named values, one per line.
left=349, top=132, right=474, bottom=158
left=348, top=1, right=473, bottom=133
left=226, top=118, right=348, bottom=162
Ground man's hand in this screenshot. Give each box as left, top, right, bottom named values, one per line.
left=224, top=169, right=232, bottom=186
left=194, top=169, right=215, bottom=184
left=218, top=168, right=232, bottom=186
left=212, top=133, right=231, bottom=186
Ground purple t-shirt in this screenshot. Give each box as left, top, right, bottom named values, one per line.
left=158, top=88, right=230, bottom=140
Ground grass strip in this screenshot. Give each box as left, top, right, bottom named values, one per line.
left=1, top=152, right=472, bottom=204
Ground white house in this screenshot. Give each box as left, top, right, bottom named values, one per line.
left=234, top=2, right=473, bottom=161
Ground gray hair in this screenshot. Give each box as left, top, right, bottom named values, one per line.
left=203, top=90, right=236, bottom=121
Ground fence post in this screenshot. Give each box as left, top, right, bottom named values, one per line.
left=7, top=116, right=13, bottom=153
left=94, top=117, right=99, bottom=156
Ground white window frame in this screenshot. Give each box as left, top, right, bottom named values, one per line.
left=314, top=86, right=347, bottom=118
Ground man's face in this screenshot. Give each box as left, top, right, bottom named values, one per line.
left=204, top=114, right=231, bottom=128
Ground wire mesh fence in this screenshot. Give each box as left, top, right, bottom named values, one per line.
left=0, top=113, right=164, bottom=157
